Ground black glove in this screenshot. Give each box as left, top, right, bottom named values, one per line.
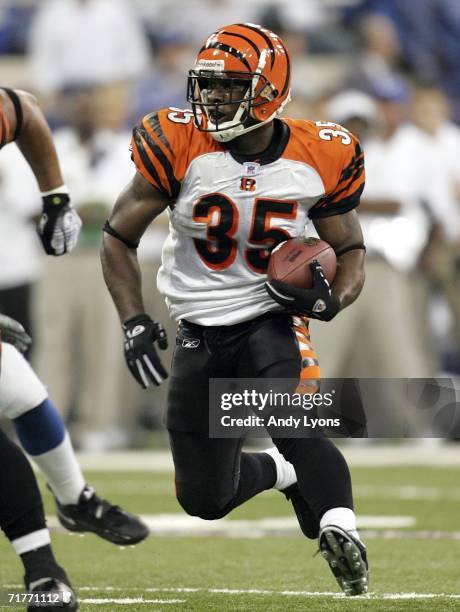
left=38, top=193, right=82, bottom=255
left=122, top=314, right=168, bottom=388
left=0, top=314, right=32, bottom=352
left=265, top=260, right=341, bottom=321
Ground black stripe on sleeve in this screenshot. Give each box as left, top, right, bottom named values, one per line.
left=330, top=163, right=365, bottom=203
left=317, top=159, right=364, bottom=210
left=145, top=112, right=173, bottom=155
left=132, top=126, right=167, bottom=195
left=138, top=123, right=181, bottom=200
left=308, top=183, right=364, bottom=219
left=339, top=143, right=363, bottom=183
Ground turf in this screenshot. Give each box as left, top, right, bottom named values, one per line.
left=1, top=464, right=459, bottom=611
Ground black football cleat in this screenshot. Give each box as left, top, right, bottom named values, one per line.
left=54, top=485, right=149, bottom=545
left=319, top=525, right=369, bottom=596
left=281, top=483, right=319, bottom=539
left=25, top=568, right=78, bottom=611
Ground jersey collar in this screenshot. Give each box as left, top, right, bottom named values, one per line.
left=228, top=119, right=290, bottom=166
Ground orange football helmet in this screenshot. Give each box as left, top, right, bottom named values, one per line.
left=187, top=23, right=291, bottom=142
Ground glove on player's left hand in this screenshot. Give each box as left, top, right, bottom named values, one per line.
left=0, top=314, right=32, bottom=352
left=265, top=260, right=341, bottom=321
left=38, top=193, right=82, bottom=255
left=122, top=314, right=168, bottom=388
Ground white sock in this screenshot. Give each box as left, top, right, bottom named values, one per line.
left=31, top=432, right=85, bottom=504
left=263, top=447, right=297, bottom=490
left=11, top=528, right=51, bottom=555
left=320, top=507, right=361, bottom=541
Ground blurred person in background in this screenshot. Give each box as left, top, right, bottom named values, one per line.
left=346, top=0, right=460, bottom=123
left=311, top=84, right=459, bottom=437
left=137, top=0, right=257, bottom=48
left=412, top=86, right=460, bottom=371
left=28, top=0, right=150, bottom=98
left=0, top=142, right=42, bottom=358
left=258, top=4, right=344, bottom=107
left=0, top=87, right=81, bottom=358
left=34, top=85, right=172, bottom=450
left=131, top=32, right=193, bottom=126
left=312, top=83, right=442, bottom=381
left=344, top=12, right=406, bottom=95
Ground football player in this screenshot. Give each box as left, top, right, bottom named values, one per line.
left=0, top=88, right=148, bottom=545
left=1, top=315, right=77, bottom=610
left=101, top=24, right=368, bottom=595
left=0, top=87, right=81, bottom=256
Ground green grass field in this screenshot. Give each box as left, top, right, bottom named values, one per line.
left=1, top=458, right=460, bottom=611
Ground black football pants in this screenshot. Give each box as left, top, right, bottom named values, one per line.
left=167, top=313, right=353, bottom=522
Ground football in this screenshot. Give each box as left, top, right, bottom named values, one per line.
left=267, top=237, right=337, bottom=289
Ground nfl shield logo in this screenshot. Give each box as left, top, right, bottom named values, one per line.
left=243, top=162, right=260, bottom=176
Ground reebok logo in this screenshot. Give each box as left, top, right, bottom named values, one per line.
left=130, top=325, right=146, bottom=337
left=195, top=59, right=225, bottom=71
left=182, top=338, right=200, bottom=348
left=312, top=299, right=326, bottom=313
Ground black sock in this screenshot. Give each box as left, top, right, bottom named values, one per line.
left=240, top=449, right=277, bottom=495
left=274, top=437, right=353, bottom=519
left=21, top=545, right=63, bottom=585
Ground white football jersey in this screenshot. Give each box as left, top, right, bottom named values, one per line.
left=131, top=109, right=364, bottom=325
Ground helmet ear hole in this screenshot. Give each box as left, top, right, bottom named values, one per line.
left=258, top=83, right=277, bottom=103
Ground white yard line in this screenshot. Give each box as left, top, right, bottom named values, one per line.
left=80, top=598, right=185, bottom=605
left=45, top=513, right=415, bottom=537
left=354, top=484, right=460, bottom=500
left=69, top=443, right=460, bottom=472
left=5, top=584, right=460, bottom=602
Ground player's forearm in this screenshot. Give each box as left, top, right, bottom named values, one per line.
left=331, top=250, right=365, bottom=310
left=15, top=92, right=64, bottom=192
left=100, top=234, right=146, bottom=323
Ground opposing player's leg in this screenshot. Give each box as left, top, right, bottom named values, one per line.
left=239, top=313, right=368, bottom=595
left=0, top=429, right=78, bottom=611
left=1, top=342, right=148, bottom=545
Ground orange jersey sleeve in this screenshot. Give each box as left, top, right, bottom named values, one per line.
left=130, top=107, right=221, bottom=201
left=131, top=109, right=182, bottom=199
left=283, top=119, right=365, bottom=219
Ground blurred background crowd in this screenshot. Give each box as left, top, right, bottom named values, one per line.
left=0, top=0, right=459, bottom=449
